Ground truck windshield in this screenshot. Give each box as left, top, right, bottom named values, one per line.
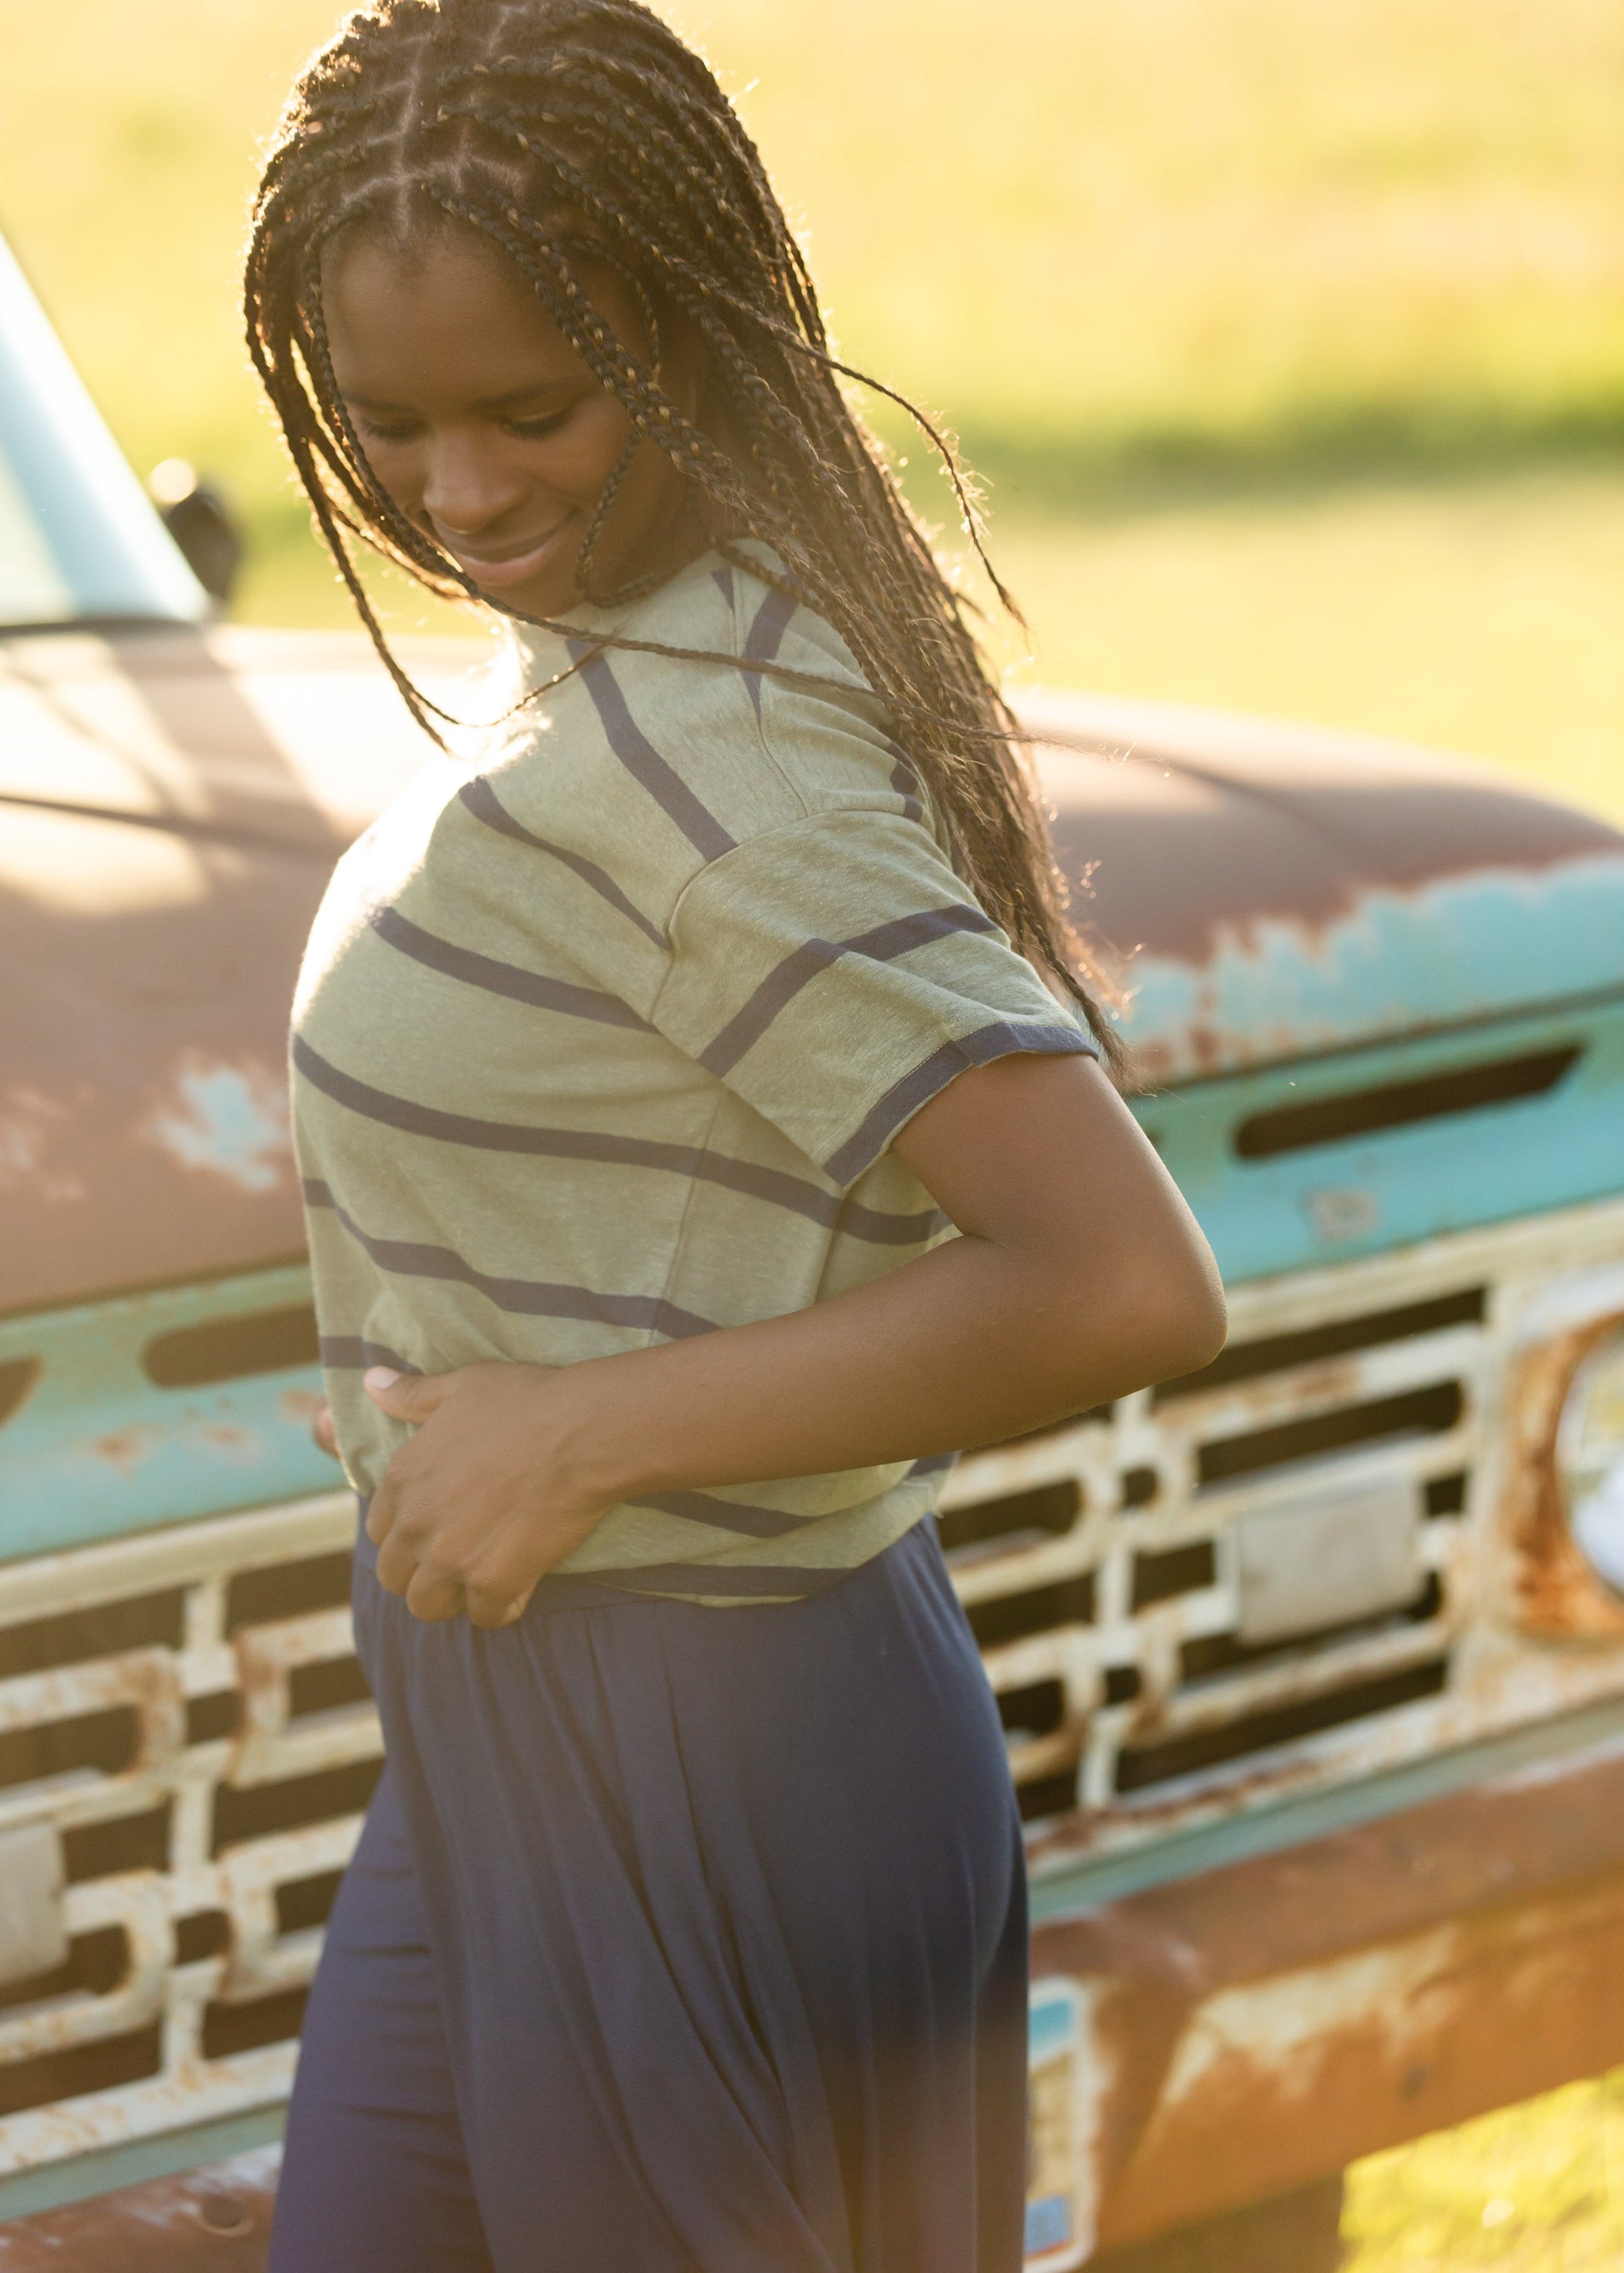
left=0, top=234, right=207, bottom=631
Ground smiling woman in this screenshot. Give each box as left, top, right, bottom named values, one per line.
left=242, top=6, right=1223, bottom=2270
left=324, top=230, right=701, bottom=607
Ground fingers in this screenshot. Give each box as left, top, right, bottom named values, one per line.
left=403, top=1564, right=467, bottom=1624
left=365, top=1469, right=399, bottom=1548
left=311, top=1403, right=340, bottom=1460
left=464, top=1576, right=537, bottom=1630
left=460, top=1521, right=562, bottom=1627
left=363, top=1366, right=448, bottom=1424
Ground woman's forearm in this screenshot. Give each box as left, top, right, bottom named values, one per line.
left=361, top=1056, right=1225, bottom=1625
left=556, top=1055, right=1225, bottom=1511
left=557, top=1223, right=1202, bottom=1511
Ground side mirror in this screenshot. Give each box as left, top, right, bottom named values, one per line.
left=149, top=458, right=245, bottom=607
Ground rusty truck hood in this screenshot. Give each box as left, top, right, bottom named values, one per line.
left=0, top=624, right=483, bottom=1316
left=3, top=632, right=1621, bottom=1316
left=1029, top=688, right=1624, bottom=1087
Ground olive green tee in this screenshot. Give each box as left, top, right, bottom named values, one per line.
left=291, top=544, right=1097, bottom=1602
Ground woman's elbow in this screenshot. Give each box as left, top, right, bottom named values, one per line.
left=1052, top=1237, right=1228, bottom=1399
left=1142, top=1261, right=1228, bottom=1381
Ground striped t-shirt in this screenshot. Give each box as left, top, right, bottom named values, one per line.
left=291, top=543, right=1097, bottom=1602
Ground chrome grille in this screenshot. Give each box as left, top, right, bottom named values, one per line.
left=2, top=1195, right=1623, bottom=2189
left=0, top=1495, right=374, bottom=2181
left=941, top=1195, right=1624, bottom=1847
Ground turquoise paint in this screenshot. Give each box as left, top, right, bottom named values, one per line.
left=0, top=1263, right=337, bottom=1566
left=0, top=2105, right=284, bottom=2224
left=1132, top=993, right=1624, bottom=1284
left=5, top=992, right=1621, bottom=1565
left=1121, top=852, right=1624, bottom=1081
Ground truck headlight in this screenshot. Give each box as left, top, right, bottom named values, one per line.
left=1561, top=1324, right=1624, bottom=1595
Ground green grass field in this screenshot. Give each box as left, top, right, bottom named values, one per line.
left=3, top=5, right=1623, bottom=2257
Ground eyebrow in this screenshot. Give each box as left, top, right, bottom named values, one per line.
left=342, top=381, right=575, bottom=415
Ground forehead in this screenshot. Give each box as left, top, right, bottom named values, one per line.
left=321, top=223, right=613, bottom=404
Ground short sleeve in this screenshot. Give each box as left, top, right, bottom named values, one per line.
left=651, top=806, right=1099, bottom=1187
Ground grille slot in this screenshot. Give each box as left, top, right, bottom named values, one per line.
left=1132, top=1542, right=1217, bottom=1610
left=1233, top=1046, right=1581, bottom=1158
left=202, top=1988, right=310, bottom=2062
left=1116, top=1660, right=1450, bottom=1795
left=0, top=1706, right=139, bottom=1792
left=227, top=1551, right=352, bottom=1633
left=938, top=1478, right=1079, bottom=1563
left=1198, top=1382, right=1464, bottom=1486
left=210, top=1757, right=382, bottom=1859
left=143, top=1304, right=319, bottom=1388
left=0, top=1592, right=184, bottom=1681
left=0, top=2028, right=163, bottom=2124
left=1156, top=1289, right=1486, bottom=1402
left=0, top=1359, right=39, bottom=1429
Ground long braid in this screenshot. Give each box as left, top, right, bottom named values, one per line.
left=245, top=0, right=1121, bottom=1066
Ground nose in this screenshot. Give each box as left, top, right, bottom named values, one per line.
left=420, top=427, right=529, bottom=539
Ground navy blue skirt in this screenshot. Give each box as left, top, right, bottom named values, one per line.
left=270, top=1515, right=1029, bottom=2273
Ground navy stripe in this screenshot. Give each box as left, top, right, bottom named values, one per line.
left=567, top=642, right=736, bottom=859
left=301, top=1179, right=717, bottom=1340
left=699, top=903, right=999, bottom=1077
left=887, top=743, right=925, bottom=826
left=368, top=903, right=651, bottom=1031
left=294, top=1036, right=941, bottom=1247
left=825, top=1021, right=1098, bottom=1186
left=627, top=1488, right=808, bottom=1542
left=626, top=1458, right=953, bottom=1550
left=319, top=1336, right=421, bottom=1375
left=741, top=586, right=797, bottom=721
left=710, top=567, right=735, bottom=607
left=457, top=777, right=665, bottom=950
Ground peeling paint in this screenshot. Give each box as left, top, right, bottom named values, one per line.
left=139, top=1059, right=291, bottom=1196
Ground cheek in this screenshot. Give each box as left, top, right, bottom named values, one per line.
left=545, top=396, right=640, bottom=507
left=356, top=437, right=426, bottom=512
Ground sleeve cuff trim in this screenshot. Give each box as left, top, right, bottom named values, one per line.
left=822, top=1021, right=1099, bottom=1186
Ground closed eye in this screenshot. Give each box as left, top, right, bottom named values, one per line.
left=355, top=414, right=421, bottom=443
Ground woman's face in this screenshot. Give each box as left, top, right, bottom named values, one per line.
left=323, top=224, right=699, bottom=617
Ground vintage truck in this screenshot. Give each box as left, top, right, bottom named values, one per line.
left=1, top=223, right=1623, bottom=2270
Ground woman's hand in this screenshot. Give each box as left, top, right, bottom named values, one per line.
left=339, top=1053, right=1224, bottom=1638
left=361, top=1363, right=609, bottom=1629
left=312, top=1402, right=341, bottom=1460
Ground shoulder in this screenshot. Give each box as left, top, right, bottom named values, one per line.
left=719, top=547, right=931, bottom=838
left=465, top=548, right=928, bottom=930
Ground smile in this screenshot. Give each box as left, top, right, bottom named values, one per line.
left=435, top=517, right=575, bottom=589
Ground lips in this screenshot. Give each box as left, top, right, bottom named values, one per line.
left=435, top=515, right=576, bottom=590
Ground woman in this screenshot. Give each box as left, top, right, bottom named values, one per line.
left=247, top=5, right=1225, bottom=2268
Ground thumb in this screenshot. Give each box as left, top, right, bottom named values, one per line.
left=363, top=1366, right=446, bottom=1424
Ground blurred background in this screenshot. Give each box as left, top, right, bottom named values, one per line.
left=0, top=0, right=1619, bottom=827
left=1, top=2, right=1620, bottom=2260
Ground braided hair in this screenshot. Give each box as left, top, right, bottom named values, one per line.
left=245, top=0, right=1120, bottom=1061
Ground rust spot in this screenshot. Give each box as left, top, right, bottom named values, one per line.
left=1502, top=1308, right=1624, bottom=1640
left=278, top=1388, right=326, bottom=1426
left=0, top=2144, right=279, bottom=2267
left=1034, top=1737, right=1624, bottom=2252
left=1033, top=704, right=1624, bottom=974
left=198, top=1424, right=259, bottom=1458
left=87, top=1426, right=161, bottom=1479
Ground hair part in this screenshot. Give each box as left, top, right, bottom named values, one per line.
left=245, top=0, right=1122, bottom=1066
